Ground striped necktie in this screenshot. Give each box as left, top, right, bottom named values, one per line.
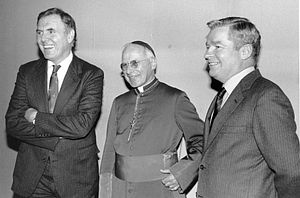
left=49, top=65, right=61, bottom=113
left=211, top=87, right=226, bottom=126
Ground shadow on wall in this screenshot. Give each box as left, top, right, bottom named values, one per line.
left=205, top=63, right=223, bottom=92
left=6, top=132, right=20, bottom=198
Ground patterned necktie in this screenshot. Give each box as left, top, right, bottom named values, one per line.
left=49, top=65, right=61, bottom=113
left=211, top=87, right=226, bottom=126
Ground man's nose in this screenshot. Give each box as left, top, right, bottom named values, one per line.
left=204, top=49, right=213, bottom=60
left=125, top=65, right=135, bottom=74
left=40, top=32, right=48, bottom=42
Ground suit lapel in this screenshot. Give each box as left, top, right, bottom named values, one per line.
left=32, top=59, right=49, bottom=112
left=203, top=96, right=217, bottom=150
left=53, top=56, right=81, bottom=114
left=205, top=88, right=244, bottom=150
left=204, top=70, right=261, bottom=152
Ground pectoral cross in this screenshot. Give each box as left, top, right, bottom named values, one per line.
left=127, top=120, right=136, bottom=142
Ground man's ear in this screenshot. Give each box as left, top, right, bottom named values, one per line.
left=67, top=29, right=75, bottom=44
left=240, top=44, right=253, bottom=60
left=150, top=57, right=157, bottom=70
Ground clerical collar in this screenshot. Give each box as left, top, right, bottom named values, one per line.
left=136, top=78, right=158, bottom=94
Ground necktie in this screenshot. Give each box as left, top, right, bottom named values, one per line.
left=49, top=65, right=61, bottom=113
left=211, top=87, right=226, bottom=126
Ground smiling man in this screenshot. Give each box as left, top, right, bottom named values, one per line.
left=6, top=8, right=104, bottom=198
left=36, top=13, right=75, bottom=65
left=100, top=41, right=204, bottom=198
left=186, top=17, right=300, bottom=198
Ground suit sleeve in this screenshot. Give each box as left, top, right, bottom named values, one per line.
left=5, top=64, right=60, bottom=150
left=6, top=63, right=104, bottom=150
left=34, top=67, right=104, bottom=139
left=6, top=65, right=35, bottom=137
left=170, top=92, right=204, bottom=193
left=253, top=86, right=300, bottom=197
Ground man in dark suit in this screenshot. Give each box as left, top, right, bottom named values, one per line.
left=5, top=8, right=104, bottom=198
left=165, top=17, right=300, bottom=197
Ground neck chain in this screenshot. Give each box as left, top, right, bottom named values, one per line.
left=127, top=80, right=159, bottom=142
left=128, top=94, right=140, bottom=142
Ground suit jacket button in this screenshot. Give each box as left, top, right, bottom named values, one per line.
left=200, top=164, right=205, bottom=170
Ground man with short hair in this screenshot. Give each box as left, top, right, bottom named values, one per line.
left=6, top=7, right=104, bottom=198
left=169, top=16, right=300, bottom=198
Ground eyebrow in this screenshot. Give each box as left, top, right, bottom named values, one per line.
left=207, top=40, right=223, bottom=46
left=36, top=27, right=55, bottom=32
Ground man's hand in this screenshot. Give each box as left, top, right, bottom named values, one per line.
left=25, top=108, right=38, bottom=123
left=161, top=169, right=181, bottom=191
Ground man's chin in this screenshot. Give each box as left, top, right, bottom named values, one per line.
left=127, top=80, right=141, bottom=88
left=43, top=54, right=54, bottom=60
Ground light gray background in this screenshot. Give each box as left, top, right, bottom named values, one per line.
left=0, top=1, right=298, bottom=197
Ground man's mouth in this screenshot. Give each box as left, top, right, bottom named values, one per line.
left=208, top=62, right=220, bottom=67
left=129, top=76, right=138, bottom=80
left=43, top=45, right=54, bottom=50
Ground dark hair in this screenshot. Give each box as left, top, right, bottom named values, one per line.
left=37, top=7, right=77, bottom=50
left=207, top=17, right=261, bottom=62
left=131, top=40, right=156, bottom=57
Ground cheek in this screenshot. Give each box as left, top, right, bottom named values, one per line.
left=216, top=51, right=228, bottom=60
left=124, top=75, right=130, bottom=82
left=218, top=52, right=235, bottom=67
left=36, top=36, right=42, bottom=44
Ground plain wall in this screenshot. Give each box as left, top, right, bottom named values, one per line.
left=0, top=0, right=298, bottom=197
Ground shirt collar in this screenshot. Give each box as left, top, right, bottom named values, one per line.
left=223, top=67, right=255, bottom=95
left=47, top=52, right=73, bottom=70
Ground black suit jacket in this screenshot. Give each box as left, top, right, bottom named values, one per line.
left=6, top=55, right=104, bottom=198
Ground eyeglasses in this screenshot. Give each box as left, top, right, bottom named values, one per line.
left=120, top=58, right=150, bottom=71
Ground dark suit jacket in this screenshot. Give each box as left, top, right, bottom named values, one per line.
left=182, top=69, right=300, bottom=198
left=5, top=55, right=104, bottom=198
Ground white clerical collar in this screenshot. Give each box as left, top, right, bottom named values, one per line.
left=137, top=77, right=156, bottom=93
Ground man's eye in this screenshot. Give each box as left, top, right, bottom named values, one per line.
left=130, top=60, right=138, bottom=67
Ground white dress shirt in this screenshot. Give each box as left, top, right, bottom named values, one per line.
left=47, top=52, right=73, bottom=92
left=222, top=67, right=255, bottom=107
